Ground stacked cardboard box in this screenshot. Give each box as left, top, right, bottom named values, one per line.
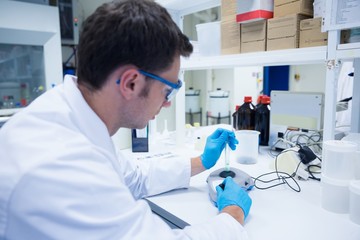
left=299, top=17, right=327, bottom=48
left=236, top=0, right=274, bottom=53
left=267, top=0, right=314, bottom=51
left=267, top=14, right=309, bottom=51
left=241, top=20, right=267, bottom=53
left=221, top=0, right=241, bottom=55
left=274, top=0, right=313, bottom=18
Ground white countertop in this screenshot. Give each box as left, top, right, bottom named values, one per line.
left=144, top=146, right=360, bottom=240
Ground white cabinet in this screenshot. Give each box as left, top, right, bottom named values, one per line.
left=0, top=44, right=46, bottom=113
left=0, top=1, right=63, bottom=117
left=156, top=0, right=360, bottom=144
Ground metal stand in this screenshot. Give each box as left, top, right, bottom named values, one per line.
left=186, top=108, right=202, bottom=126
left=206, top=111, right=231, bottom=125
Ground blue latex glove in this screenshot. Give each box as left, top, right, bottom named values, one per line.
left=216, top=177, right=252, bottom=219
left=201, top=128, right=238, bottom=169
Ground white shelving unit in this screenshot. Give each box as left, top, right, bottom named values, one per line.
left=156, top=0, right=360, bottom=145
left=181, top=46, right=327, bottom=70
left=322, top=0, right=360, bottom=141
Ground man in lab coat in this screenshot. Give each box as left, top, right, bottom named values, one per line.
left=0, top=0, right=251, bottom=239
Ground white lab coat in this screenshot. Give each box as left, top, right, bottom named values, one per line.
left=0, top=75, right=248, bottom=240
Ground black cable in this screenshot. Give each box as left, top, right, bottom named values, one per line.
left=307, top=164, right=321, bottom=181
left=253, top=149, right=301, bottom=192
left=268, top=139, right=283, bottom=157
left=288, top=130, right=322, bottom=155
left=252, top=171, right=301, bottom=192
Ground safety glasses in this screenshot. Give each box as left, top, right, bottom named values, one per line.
left=138, top=69, right=182, bottom=102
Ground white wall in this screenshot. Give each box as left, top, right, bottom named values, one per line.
left=289, top=64, right=327, bottom=93
left=233, top=66, right=263, bottom=107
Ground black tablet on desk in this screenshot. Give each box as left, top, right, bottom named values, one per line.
left=145, top=199, right=190, bottom=229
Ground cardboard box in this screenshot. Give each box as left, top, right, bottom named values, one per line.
left=241, top=40, right=267, bottom=53
left=221, top=16, right=241, bottom=55
left=221, top=0, right=238, bottom=18
left=241, top=20, right=267, bottom=53
left=221, top=0, right=241, bottom=55
left=274, top=0, right=313, bottom=18
left=300, top=17, right=327, bottom=48
left=236, top=0, right=273, bottom=23
left=267, top=14, right=310, bottom=51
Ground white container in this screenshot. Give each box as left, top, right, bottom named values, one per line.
left=321, top=174, right=350, bottom=214
left=231, top=130, right=260, bottom=164
left=349, top=180, right=360, bottom=225
left=341, top=129, right=360, bottom=180
left=196, top=21, right=220, bottom=56
left=356, top=154, right=360, bottom=180
left=185, top=88, right=200, bottom=113
left=342, top=133, right=360, bottom=150
left=322, top=140, right=358, bottom=180
left=208, top=89, right=229, bottom=117
left=236, top=0, right=273, bottom=23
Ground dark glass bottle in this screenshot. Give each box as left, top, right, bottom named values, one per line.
left=255, top=96, right=271, bottom=146
left=238, top=96, right=256, bottom=130
left=232, top=105, right=240, bottom=130
left=256, top=95, right=265, bottom=108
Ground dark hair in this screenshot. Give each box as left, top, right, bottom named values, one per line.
left=77, top=0, right=193, bottom=90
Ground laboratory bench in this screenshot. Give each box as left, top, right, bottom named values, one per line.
left=122, top=140, right=360, bottom=240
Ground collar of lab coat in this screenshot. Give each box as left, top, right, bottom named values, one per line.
left=62, top=75, right=116, bottom=154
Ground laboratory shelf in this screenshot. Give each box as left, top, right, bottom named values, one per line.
left=157, top=0, right=360, bottom=141
left=336, top=43, right=360, bottom=60
left=181, top=46, right=328, bottom=70
left=156, top=0, right=220, bottom=16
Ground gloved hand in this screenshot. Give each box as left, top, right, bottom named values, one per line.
left=201, top=128, right=238, bottom=169
left=216, top=177, right=252, bottom=219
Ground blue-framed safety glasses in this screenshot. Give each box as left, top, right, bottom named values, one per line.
left=139, top=69, right=182, bottom=102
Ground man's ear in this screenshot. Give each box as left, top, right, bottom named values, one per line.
left=117, top=69, right=144, bottom=100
